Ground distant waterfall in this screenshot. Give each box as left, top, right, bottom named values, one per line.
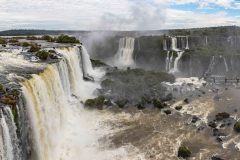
left=163, top=39, right=167, bottom=51
left=169, top=51, right=184, bottom=73
left=114, top=37, right=135, bottom=67
left=223, top=57, right=229, bottom=72
left=164, top=36, right=187, bottom=73
left=165, top=51, right=170, bottom=71
left=185, top=36, right=189, bottom=50
left=171, top=37, right=178, bottom=51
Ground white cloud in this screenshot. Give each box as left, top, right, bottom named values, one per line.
left=165, top=9, right=240, bottom=29
left=0, top=0, right=239, bottom=30
left=166, top=0, right=240, bottom=9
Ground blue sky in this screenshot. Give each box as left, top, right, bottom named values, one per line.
left=0, top=0, right=239, bottom=31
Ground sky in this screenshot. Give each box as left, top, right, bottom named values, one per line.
left=0, top=0, right=239, bottom=31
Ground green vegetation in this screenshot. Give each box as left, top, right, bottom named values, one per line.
left=26, top=36, right=38, bottom=40
left=21, top=42, right=31, bottom=47
left=0, top=83, right=4, bottom=92
left=28, top=44, right=40, bottom=52
left=8, top=39, right=19, bottom=43
left=234, top=121, right=240, bottom=133
left=36, top=50, right=49, bottom=60
left=56, top=34, right=80, bottom=43
left=153, top=99, right=165, bottom=109
left=85, top=96, right=105, bottom=109
left=178, top=145, right=191, bottom=158
left=41, top=35, right=55, bottom=42
left=0, top=37, right=7, bottom=45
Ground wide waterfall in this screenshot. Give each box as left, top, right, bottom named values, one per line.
left=113, top=37, right=135, bottom=68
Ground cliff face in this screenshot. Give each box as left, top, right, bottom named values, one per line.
left=86, top=27, right=240, bottom=77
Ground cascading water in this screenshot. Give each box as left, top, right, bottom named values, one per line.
left=223, top=57, right=229, bottom=72
left=165, top=51, right=170, bottom=71
left=171, top=37, right=178, bottom=51
left=0, top=107, right=19, bottom=160
left=12, top=46, right=140, bottom=160
left=165, top=37, right=186, bottom=73
left=114, top=37, right=135, bottom=68
left=80, top=45, right=104, bottom=80
left=169, top=51, right=184, bottom=73
left=185, top=36, right=189, bottom=50
left=163, top=39, right=167, bottom=51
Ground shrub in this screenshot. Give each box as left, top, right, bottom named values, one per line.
left=36, top=50, right=49, bottom=60
left=29, top=44, right=40, bottom=52
left=0, top=83, right=5, bottom=93
left=0, top=37, right=7, bottom=44
left=8, top=39, right=19, bottom=43
left=9, top=89, right=20, bottom=97
left=21, top=42, right=31, bottom=47
left=26, top=36, right=38, bottom=40
left=153, top=99, right=165, bottom=109
left=41, top=35, right=55, bottom=42
left=178, top=145, right=191, bottom=158
left=84, top=96, right=105, bottom=109
left=234, top=121, right=240, bottom=133
left=56, top=34, right=80, bottom=43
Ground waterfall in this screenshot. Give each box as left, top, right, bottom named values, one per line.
left=223, top=57, right=229, bottom=72
left=18, top=46, right=138, bottom=160
left=169, top=52, right=174, bottom=71
left=165, top=51, right=170, bottom=71
left=163, top=39, right=167, bottom=51
left=205, top=36, right=208, bottom=46
left=80, top=45, right=104, bottom=80
left=205, top=56, right=215, bottom=76
left=114, top=37, right=135, bottom=67
left=169, top=51, right=184, bottom=73
left=185, top=36, right=189, bottom=50
left=171, top=37, right=179, bottom=51
left=0, top=105, right=20, bottom=160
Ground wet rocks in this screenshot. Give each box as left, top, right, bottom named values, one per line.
left=115, top=99, right=128, bottom=108
left=191, top=116, right=200, bottom=123
left=178, top=145, right=191, bottom=158
left=163, top=109, right=171, bottom=115
left=215, top=112, right=230, bottom=121
left=208, top=121, right=217, bottom=128
left=175, top=106, right=182, bottom=111
left=211, top=156, right=224, bottom=160
left=234, top=121, right=240, bottom=133
left=184, top=98, right=189, bottom=104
